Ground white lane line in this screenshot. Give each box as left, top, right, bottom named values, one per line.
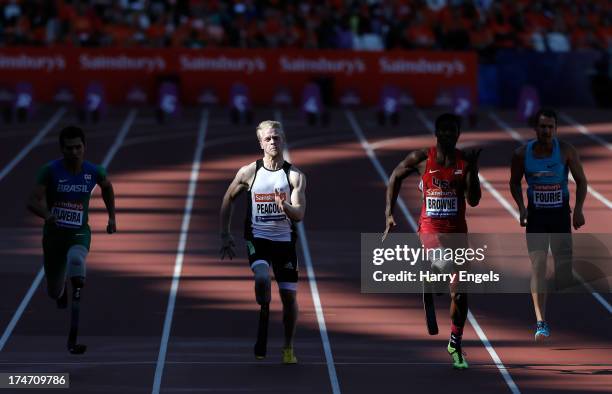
left=467, top=310, right=521, bottom=394
left=101, top=110, right=138, bottom=169
left=0, top=109, right=137, bottom=352
left=0, top=270, right=45, bottom=352
left=345, top=112, right=419, bottom=230
left=349, top=109, right=521, bottom=394
left=276, top=110, right=341, bottom=394
left=487, top=111, right=612, bottom=313
left=369, top=136, right=413, bottom=151
left=0, top=107, right=65, bottom=182
left=559, top=112, right=612, bottom=152
left=152, top=110, right=208, bottom=394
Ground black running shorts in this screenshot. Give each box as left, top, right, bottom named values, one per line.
left=246, top=237, right=298, bottom=284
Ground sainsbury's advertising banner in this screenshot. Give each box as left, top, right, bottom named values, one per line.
left=0, top=48, right=477, bottom=106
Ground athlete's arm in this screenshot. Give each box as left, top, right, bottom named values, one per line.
left=279, top=168, right=306, bottom=222
left=98, top=175, right=116, bottom=234
left=509, top=145, right=527, bottom=226
left=219, top=163, right=254, bottom=259
left=562, top=141, right=587, bottom=229
left=27, top=184, right=54, bottom=224
left=383, top=149, right=427, bottom=240
left=463, top=149, right=482, bottom=207
left=27, top=165, right=55, bottom=224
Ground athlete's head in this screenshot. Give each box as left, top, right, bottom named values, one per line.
left=257, top=120, right=285, bottom=158
left=435, top=113, right=461, bottom=150
left=533, top=108, right=557, bottom=144
left=59, top=126, right=86, bottom=163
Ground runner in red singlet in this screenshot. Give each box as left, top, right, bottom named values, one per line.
left=383, top=113, right=482, bottom=369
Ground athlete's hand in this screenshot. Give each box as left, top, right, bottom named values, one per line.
left=519, top=207, right=528, bottom=227
left=573, top=209, right=585, bottom=230
left=106, top=217, right=117, bottom=234
left=274, top=188, right=286, bottom=212
left=382, top=215, right=397, bottom=242
left=220, top=233, right=236, bottom=260
left=464, top=148, right=483, bottom=171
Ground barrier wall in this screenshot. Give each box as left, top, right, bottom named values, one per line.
left=0, top=48, right=478, bottom=107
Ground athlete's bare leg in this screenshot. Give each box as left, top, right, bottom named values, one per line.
left=279, top=289, right=298, bottom=348
left=529, top=250, right=548, bottom=322
left=450, top=292, right=468, bottom=329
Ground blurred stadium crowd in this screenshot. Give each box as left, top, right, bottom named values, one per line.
left=1, top=0, right=611, bottom=52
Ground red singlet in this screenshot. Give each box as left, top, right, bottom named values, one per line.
left=418, top=146, right=467, bottom=235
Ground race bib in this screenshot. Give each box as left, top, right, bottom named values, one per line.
left=533, top=184, right=563, bottom=208
left=426, top=196, right=458, bottom=217
left=254, top=192, right=287, bottom=222
left=51, top=202, right=84, bottom=228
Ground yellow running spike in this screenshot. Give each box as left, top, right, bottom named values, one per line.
left=282, top=347, right=298, bottom=364
left=447, top=344, right=468, bottom=370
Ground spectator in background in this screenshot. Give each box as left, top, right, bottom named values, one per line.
left=440, top=5, right=470, bottom=50
left=316, top=6, right=337, bottom=49
left=572, top=15, right=604, bottom=51
left=262, top=7, right=281, bottom=47
left=598, top=16, right=612, bottom=49
left=530, top=27, right=547, bottom=52
left=470, top=20, right=494, bottom=58
left=1, top=0, right=610, bottom=51
left=405, top=11, right=436, bottom=49
left=72, top=2, right=101, bottom=46
left=336, top=13, right=353, bottom=49
left=488, top=4, right=514, bottom=49
left=546, top=18, right=571, bottom=52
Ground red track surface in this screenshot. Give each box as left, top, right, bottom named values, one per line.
left=0, top=106, right=610, bottom=393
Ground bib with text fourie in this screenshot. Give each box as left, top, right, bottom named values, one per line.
left=533, top=184, right=563, bottom=209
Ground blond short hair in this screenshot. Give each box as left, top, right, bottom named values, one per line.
left=256, top=120, right=284, bottom=140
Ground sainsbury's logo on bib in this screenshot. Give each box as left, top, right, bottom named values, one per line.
left=253, top=192, right=288, bottom=222
left=255, top=192, right=286, bottom=202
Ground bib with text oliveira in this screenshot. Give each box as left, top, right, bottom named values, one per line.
left=51, top=201, right=84, bottom=228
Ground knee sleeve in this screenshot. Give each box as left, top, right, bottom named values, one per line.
left=67, top=245, right=88, bottom=279
left=278, top=282, right=298, bottom=292
left=252, top=261, right=271, bottom=305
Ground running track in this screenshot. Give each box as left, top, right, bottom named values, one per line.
left=0, top=106, right=610, bottom=393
